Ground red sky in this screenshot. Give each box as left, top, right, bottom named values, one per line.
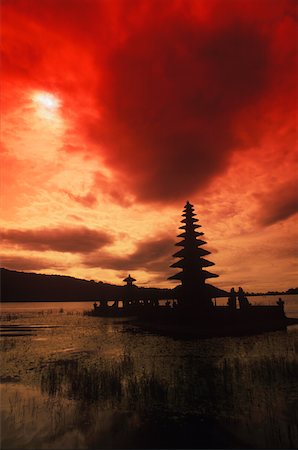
left=1, top=0, right=297, bottom=291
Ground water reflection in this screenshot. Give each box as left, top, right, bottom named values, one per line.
left=1, top=312, right=298, bottom=449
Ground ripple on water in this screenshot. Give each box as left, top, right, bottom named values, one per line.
left=0, top=311, right=297, bottom=449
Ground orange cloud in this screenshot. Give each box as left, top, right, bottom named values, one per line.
left=82, top=235, right=175, bottom=273
left=1, top=227, right=114, bottom=253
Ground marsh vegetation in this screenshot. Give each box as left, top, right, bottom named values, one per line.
left=1, top=304, right=298, bottom=448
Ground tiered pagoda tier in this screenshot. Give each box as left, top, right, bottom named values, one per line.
left=123, top=274, right=136, bottom=287
left=169, top=201, right=218, bottom=308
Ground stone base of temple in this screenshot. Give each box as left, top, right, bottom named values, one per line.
left=86, top=303, right=297, bottom=337
left=133, top=306, right=291, bottom=337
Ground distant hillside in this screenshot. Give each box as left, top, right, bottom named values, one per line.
left=0, top=268, right=228, bottom=302
left=286, top=288, right=298, bottom=294
left=0, top=268, right=173, bottom=302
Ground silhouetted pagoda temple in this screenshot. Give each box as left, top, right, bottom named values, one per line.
left=169, top=201, right=218, bottom=309
left=88, top=200, right=294, bottom=336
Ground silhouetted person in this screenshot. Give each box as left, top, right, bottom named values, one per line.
left=238, top=287, right=250, bottom=309
left=93, top=302, right=98, bottom=310
left=165, top=300, right=171, bottom=307
left=277, top=297, right=285, bottom=313
left=227, top=288, right=237, bottom=309
left=100, top=299, right=108, bottom=309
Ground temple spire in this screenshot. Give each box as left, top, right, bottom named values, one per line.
left=169, top=201, right=218, bottom=308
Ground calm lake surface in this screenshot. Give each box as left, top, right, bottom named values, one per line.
left=1, top=296, right=298, bottom=449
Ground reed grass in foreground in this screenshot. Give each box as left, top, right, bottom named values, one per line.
left=36, top=350, right=298, bottom=448
left=1, top=311, right=297, bottom=449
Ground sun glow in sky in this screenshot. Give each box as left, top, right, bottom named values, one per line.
left=32, top=91, right=62, bottom=122
left=33, top=92, right=61, bottom=110
left=1, top=0, right=297, bottom=291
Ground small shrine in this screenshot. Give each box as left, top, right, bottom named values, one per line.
left=123, top=274, right=138, bottom=307
left=123, top=274, right=136, bottom=287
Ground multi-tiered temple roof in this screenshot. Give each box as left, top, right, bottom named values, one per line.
left=169, top=201, right=218, bottom=306
left=123, top=274, right=136, bottom=286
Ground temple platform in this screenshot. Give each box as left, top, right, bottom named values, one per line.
left=132, top=305, right=289, bottom=337
left=87, top=303, right=297, bottom=337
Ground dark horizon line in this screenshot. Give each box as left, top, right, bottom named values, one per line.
left=0, top=267, right=297, bottom=297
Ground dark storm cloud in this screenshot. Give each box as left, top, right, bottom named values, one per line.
left=1, top=227, right=114, bottom=253
left=83, top=236, right=175, bottom=272
left=92, top=18, right=270, bottom=203
left=2, top=0, right=296, bottom=205
left=258, top=180, right=298, bottom=226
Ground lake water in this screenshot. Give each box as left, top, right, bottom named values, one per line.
left=1, top=296, right=298, bottom=449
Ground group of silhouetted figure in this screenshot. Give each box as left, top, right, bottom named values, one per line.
left=227, top=287, right=251, bottom=309
left=227, top=288, right=285, bottom=311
